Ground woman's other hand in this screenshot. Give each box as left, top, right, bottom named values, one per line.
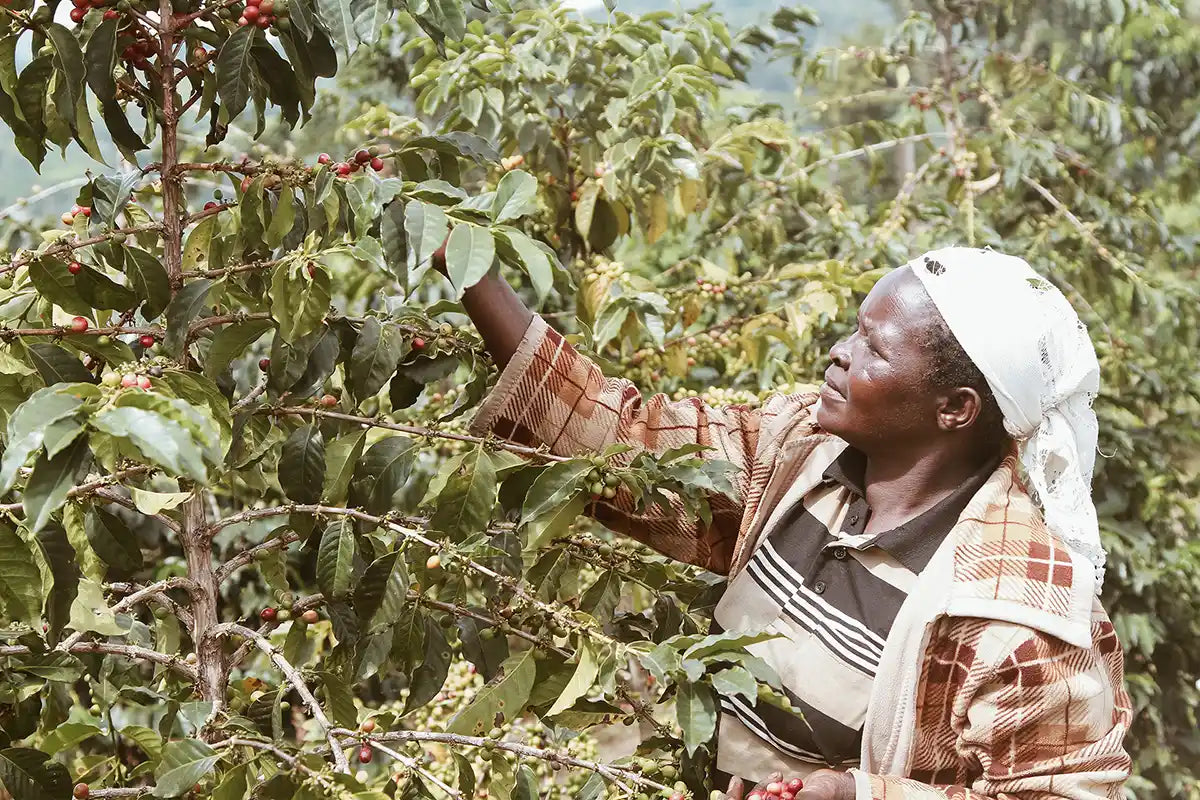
left=724, top=770, right=855, bottom=800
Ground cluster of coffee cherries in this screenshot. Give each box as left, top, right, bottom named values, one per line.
left=317, top=147, right=387, bottom=177
left=256, top=586, right=320, bottom=625
left=584, top=457, right=625, bottom=500
left=60, top=204, right=92, bottom=226
left=235, top=0, right=289, bottom=30
left=67, top=0, right=120, bottom=24
left=747, top=778, right=804, bottom=800
left=694, top=277, right=729, bottom=297
left=119, top=26, right=159, bottom=70
left=580, top=259, right=626, bottom=285
left=626, top=757, right=691, bottom=800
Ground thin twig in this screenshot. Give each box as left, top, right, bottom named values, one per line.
left=208, top=622, right=351, bottom=773
left=368, top=739, right=462, bottom=798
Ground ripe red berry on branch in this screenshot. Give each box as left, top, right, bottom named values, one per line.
left=354, top=149, right=371, bottom=164
left=136, top=375, right=152, bottom=390
left=139, top=334, right=156, bottom=348
left=370, top=156, right=384, bottom=171
left=69, top=6, right=86, bottom=21
left=259, top=357, right=270, bottom=371
left=203, top=201, right=218, bottom=210
left=786, top=779, right=803, bottom=793
left=358, top=745, right=373, bottom=764
left=335, top=163, right=353, bottom=177
left=319, top=394, right=338, bottom=407
left=120, top=374, right=138, bottom=388
left=70, top=316, right=89, bottom=333
left=260, top=607, right=277, bottom=622
left=300, top=609, right=319, bottom=624
left=73, top=784, right=89, bottom=800
left=317, top=153, right=331, bottom=165
left=68, top=261, right=83, bottom=275
left=412, top=337, right=425, bottom=349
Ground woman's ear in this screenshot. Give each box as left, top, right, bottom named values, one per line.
left=936, top=387, right=982, bottom=433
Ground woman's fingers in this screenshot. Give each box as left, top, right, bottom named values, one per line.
left=725, top=775, right=745, bottom=800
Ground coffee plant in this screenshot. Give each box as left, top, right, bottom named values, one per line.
left=0, top=0, right=1197, bottom=799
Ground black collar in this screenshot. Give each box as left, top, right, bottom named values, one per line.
left=820, top=447, right=997, bottom=573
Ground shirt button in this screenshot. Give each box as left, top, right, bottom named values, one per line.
left=813, top=581, right=827, bottom=594
left=848, top=514, right=859, bottom=525
left=832, top=546, right=847, bottom=560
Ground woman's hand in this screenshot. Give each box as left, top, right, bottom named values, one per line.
left=724, top=770, right=856, bottom=800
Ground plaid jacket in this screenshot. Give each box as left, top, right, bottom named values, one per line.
left=470, top=317, right=1132, bottom=800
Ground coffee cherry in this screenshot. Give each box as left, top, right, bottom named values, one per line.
left=425, top=554, right=441, bottom=570
left=240, top=175, right=253, bottom=192
left=276, top=608, right=290, bottom=621
left=589, top=481, right=604, bottom=496
left=185, top=652, right=198, bottom=664
left=780, top=793, right=794, bottom=800
left=101, top=372, right=120, bottom=387
left=354, top=149, right=371, bottom=164
left=669, top=794, right=684, bottom=800
left=255, top=15, right=269, bottom=27
left=73, top=783, right=89, bottom=799
left=604, top=473, right=620, bottom=487
left=68, top=261, right=83, bottom=275
left=358, top=746, right=372, bottom=763
left=260, top=607, right=277, bottom=622
left=765, top=783, right=783, bottom=796
left=136, top=375, right=152, bottom=390
left=69, top=6, right=86, bottom=22
left=786, top=780, right=803, bottom=793
left=319, top=394, right=337, bottom=407
left=61, top=211, right=75, bottom=225
left=361, top=719, right=377, bottom=733
left=370, top=156, right=384, bottom=171
left=258, top=357, right=270, bottom=371
left=335, top=162, right=353, bottom=177
left=317, top=153, right=331, bottom=165
left=602, top=486, right=617, bottom=499
left=203, top=201, right=217, bottom=210
left=301, top=609, right=319, bottom=624
left=70, top=316, right=89, bottom=333
left=103, top=8, right=118, bottom=17
left=139, top=334, right=156, bottom=348
left=0, top=274, right=12, bottom=289
left=111, top=231, right=128, bottom=243
left=241, top=4, right=258, bottom=19
left=120, top=374, right=137, bottom=388
left=411, top=337, right=425, bottom=349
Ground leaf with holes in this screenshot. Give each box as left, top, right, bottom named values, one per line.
left=448, top=649, right=536, bottom=735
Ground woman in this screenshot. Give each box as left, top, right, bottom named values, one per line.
left=444, top=246, right=1132, bottom=800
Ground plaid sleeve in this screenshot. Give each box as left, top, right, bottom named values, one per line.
left=850, top=614, right=1132, bottom=800
left=469, top=316, right=805, bottom=573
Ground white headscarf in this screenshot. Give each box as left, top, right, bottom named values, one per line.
left=905, top=247, right=1105, bottom=591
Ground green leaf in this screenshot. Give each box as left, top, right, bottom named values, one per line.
left=270, top=261, right=331, bottom=343
left=574, top=182, right=601, bottom=241
left=63, top=502, right=103, bottom=582
left=84, top=18, right=118, bottom=102
left=68, top=577, right=128, bottom=636
left=404, top=616, right=451, bottom=715
left=350, top=435, right=416, bottom=515
left=491, top=171, right=538, bottom=223
left=380, top=200, right=408, bottom=285
left=350, top=0, right=388, bottom=42
left=676, top=681, right=717, bottom=756
left=546, top=639, right=601, bottom=716
left=317, top=0, right=356, bottom=51
left=163, top=279, right=216, bottom=358
left=514, top=765, right=537, bottom=800
left=91, top=171, right=140, bottom=230
left=216, top=27, right=257, bottom=121
left=153, top=739, right=220, bottom=798
left=74, top=265, right=138, bottom=312
left=429, top=446, right=497, bottom=540
left=24, top=437, right=89, bottom=533
left=0, top=748, right=70, bottom=800
left=279, top=423, right=325, bottom=503
left=265, top=189, right=296, bottom=247
left=102, top=99, right=146, bottom=159
left=404, top=200, right=448, bottom=276
left=28, top=258, right=89, bottom=316
left=183, top=216, right=216, bottom=272
left=0, top=385, right=86, bottom=492
left=711, top=665, right=758, bottom=703
left=16, top=56, right=53, bottom=138
left=44, top=24, right=85, bottom=130
left=496, top=230, right=554, bottom=305
left=317, top=518, right=356, bottom=599
left=203, top=318, right=273, bottom=378
left=0, top=522, right=42, bottom=625
left=580, top=570, right=621, bottom=621
left=211, top=764, right=247, bottom=800
left=37, top=525, right=79, bottom=644
left=447, top=649, right=536, bottom=735
left=86, top=506, right=143, bottom=574
left=40, top=722, right=101, bottom=756
left=130, top=488, right=191, bottom=515
left=120, top=725, right=163, bottom=760
left=125, top=248, right=172, bottom=320
left=322, top=428, right=366, bottom=505
left=91, top=406, right=208, bottom=481
left=355, top=549, right=410, bottom=633
left=348, top=317, right=405, bottom=402
left=521, top=461, right=591, bottom=523
left=445, top=223, right=495, bottom=297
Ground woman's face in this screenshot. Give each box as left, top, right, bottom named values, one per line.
left=816, top=267, right=945, bottom=451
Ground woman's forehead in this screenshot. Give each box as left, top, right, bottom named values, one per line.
left=859, top=266, right=935, bottom=329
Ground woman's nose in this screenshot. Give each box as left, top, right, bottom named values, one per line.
left=829, top=338, right=850, bottom=367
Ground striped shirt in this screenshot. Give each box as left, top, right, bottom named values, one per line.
left=712, top=446, right=995, bottom=779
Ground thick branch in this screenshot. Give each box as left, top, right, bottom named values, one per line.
left=0, top=641, right=196, bottom=679
left=3, top=221, right=164, bottom=276
left=209, top=622, right=351, bottom=773
left=57, top=577, right=196, bottom=653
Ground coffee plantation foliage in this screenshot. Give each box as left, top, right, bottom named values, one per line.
left=0, top=0, right=1197, bottom=798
